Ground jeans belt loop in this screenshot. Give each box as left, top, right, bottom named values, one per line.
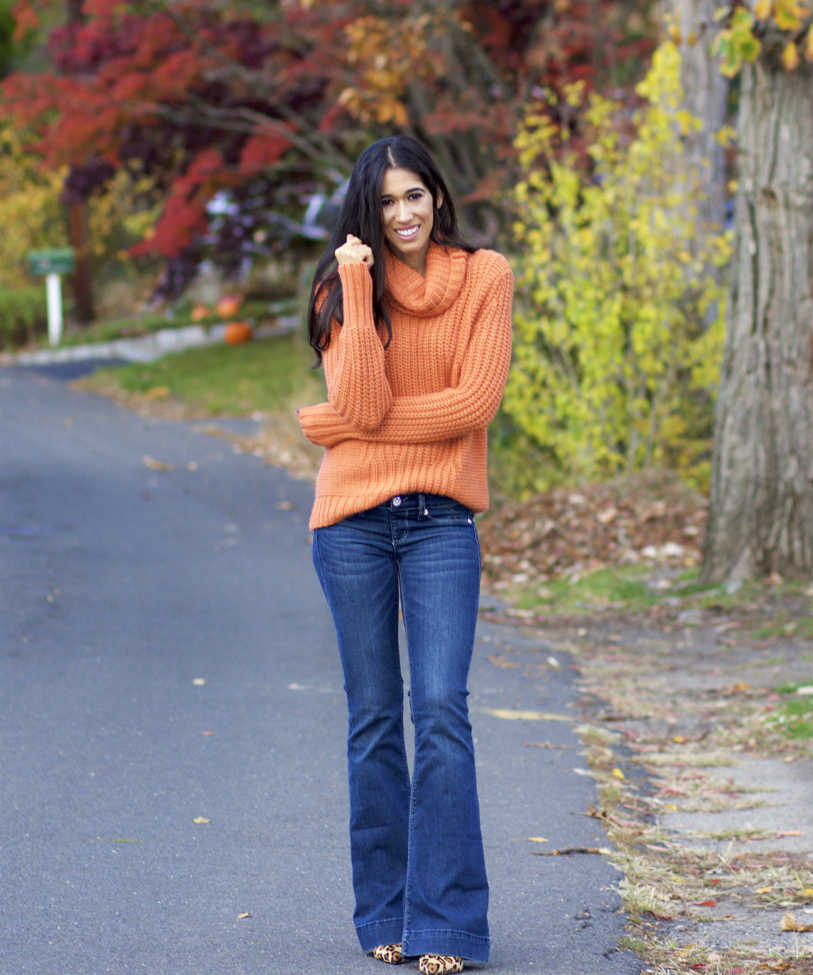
left=418, top=492, right=425, bottom=519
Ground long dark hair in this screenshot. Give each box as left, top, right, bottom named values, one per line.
left=307, top=136, right=476, bottom=364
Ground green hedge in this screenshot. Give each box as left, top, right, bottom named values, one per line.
left=0, top=286, right=47, bottom=350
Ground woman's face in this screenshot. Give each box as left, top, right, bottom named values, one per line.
left=380, top=167, right=439, bottom=272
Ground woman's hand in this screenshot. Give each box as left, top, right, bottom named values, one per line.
left=335, top=234, right=374, bottom=269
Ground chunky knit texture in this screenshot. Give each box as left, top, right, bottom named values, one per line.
left=298, top=242, right=513, bottom=530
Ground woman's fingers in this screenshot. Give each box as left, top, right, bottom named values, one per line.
left=335, top=236, right=374, bottom=268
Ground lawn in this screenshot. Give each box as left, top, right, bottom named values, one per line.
left=85, top=332, right=323, bottom=417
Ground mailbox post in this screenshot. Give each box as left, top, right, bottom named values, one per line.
left=28, top=248, right=76, bottom=346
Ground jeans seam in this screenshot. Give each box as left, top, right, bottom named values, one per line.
left=398, top=561, right=415, bottom=939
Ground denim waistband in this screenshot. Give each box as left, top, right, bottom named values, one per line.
left=382, top=493, right=464, bottom=513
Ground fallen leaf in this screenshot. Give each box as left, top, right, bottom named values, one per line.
left=730, top=682, right=751, bottom=692
left=524, top=741, right=567, bottom=749
left=796, top=686, right=813, bottom=696
left=143, top=455, right=174, bottom=471
left=64, top=416, right=73, bottom=427
left=531, top=846, right=612, bottom=856
left=611, top=767, right=625, bottom=779
left=481, top=708, right=571, bottom=721
left=144, top=386, right=170, bottom=399
left=800, top=888, right=813, bottom=897
left=487, top=655, right=519, bottom=668
left=776, top=830, right=802, bottom=838
left=192, top=678, right=206, bottom=685
left=188, top=461, right=198, bottom=471
left=193, top=817, right=210, bottom=824
left=780, top=912, right=813, bottom=932
left=277, top=500, right=294, bottom=510
left=547, top=656, right=561, bottom=668
left=673, top=735, right=686, bottom=743
left=755, top=887, right=774, bottom=894
left=693, top=900, right=717, bottom=907
left=512, top=837, right=549, bottom=843
left=707, top=953, right=722, bottom=964
left=646, top=910, right=673, bottom=920
left=237, top=912, right=251, bottom=919
left=203, top=730, right=214, bottom=735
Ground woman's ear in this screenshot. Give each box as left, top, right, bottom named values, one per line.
left=435, top=190, right=444, bottom=210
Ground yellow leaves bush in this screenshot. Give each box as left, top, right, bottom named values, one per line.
left=714, top=0, right=812, bottom=75
left=0, top=122, right=159, bottom=295
left=505, top=42, right=731, bottom=492
left=0, top=121, right=67, bottom=290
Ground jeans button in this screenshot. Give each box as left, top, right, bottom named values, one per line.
left=393, top=496, right=401, bottom=507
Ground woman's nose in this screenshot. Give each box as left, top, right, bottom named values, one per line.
left=397, top=200, right=411, bottom=221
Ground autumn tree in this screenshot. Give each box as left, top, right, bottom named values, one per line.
left=2, top=0, right=656, bottom=295
left=700, top=1, right=813, bottom=585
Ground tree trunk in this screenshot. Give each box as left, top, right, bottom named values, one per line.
left=662, top=0, right=729, bottom=229
left=702, top=55, right=813, bottom=585
left=69, top=200, right=94, bottom=324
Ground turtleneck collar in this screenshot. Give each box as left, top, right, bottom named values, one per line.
left=384, top=242, right=468, bottom=318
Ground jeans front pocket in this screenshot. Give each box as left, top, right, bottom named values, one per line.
left=423, top=496, right=475, bottom=526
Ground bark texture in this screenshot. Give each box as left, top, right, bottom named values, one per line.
left=662, top=0, right=729, bottom=228
left=702, top=55, right=813, bottom=584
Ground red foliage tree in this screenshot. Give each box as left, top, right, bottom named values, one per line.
left=2, top=0, right=655, bottom=283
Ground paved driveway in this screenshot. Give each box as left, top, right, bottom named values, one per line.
left=0, top=365, right=638, bottom=974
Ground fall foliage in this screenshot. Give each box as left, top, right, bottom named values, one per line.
left=1, top=0, right=656, bottom=275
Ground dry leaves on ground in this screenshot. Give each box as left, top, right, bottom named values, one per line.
left=780, top=912, right=813, bottom=933
left=479, top=469, right=706, bottom=587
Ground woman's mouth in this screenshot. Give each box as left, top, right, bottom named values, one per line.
left=394, top=226, right=420, bottom=241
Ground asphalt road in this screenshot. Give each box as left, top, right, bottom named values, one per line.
left=0, top=365, right=639, bottom=975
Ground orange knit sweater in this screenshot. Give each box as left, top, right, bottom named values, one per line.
left=298, top=242, right=514, bottom=530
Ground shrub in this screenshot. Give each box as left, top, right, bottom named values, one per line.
left=504, top=42, right=731, bottom=493
left=0, top=285, right=47, bottom=349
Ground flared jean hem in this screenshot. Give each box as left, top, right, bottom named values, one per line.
left=357, top=918, right=409, bottom=953
left=358, top=918, right=490, bottom=963
left=403, top=929, right=490, bottom=962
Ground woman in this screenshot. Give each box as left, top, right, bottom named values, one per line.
left=298, top=136, right=513, bottom=975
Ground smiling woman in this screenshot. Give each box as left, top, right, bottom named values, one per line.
left=297, top=137, right=514, bottom=975
left=306, top=136, right=476, bottom=362
left=379, top=168, right=439, bottom=275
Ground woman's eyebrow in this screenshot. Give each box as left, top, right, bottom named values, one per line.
left=381, top=187, right=425, bottom=199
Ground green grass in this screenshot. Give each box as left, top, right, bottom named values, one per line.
left=771, top=683, right=813, bottom=740
left=513, top=565, right=660, bottom=614
left=91, top=333, right=322, bottom=416
left=754, top=615, right=813, bottom=640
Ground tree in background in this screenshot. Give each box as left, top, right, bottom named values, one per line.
left=1, top=0, right=657, bottom=301
left=505, top=43, right=730, bottom=494
left=700, top=1, right=813, bottom=585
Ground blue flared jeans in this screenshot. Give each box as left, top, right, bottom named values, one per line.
left=312, top=493, right=490, bottom=961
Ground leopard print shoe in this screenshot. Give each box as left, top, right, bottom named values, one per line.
left=373, top=944, right=403, bottom=964
left=419, top=955, right=464, bottom=975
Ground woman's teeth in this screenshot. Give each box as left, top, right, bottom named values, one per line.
left=395, top=227, right=419, bottom=239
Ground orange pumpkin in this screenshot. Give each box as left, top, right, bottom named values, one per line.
left=224, top=321, right=253, bottom=345
left=191, top=304, right=210, bottom=322
left=217, top=295, right=242, bottom=319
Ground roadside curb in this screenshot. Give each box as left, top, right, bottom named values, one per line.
left=0, top=318, right=299, bottom=367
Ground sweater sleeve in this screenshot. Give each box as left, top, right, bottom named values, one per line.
left=300, top=266, right=513, bottom=447
left=322, top=262, right=392, bottom=431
